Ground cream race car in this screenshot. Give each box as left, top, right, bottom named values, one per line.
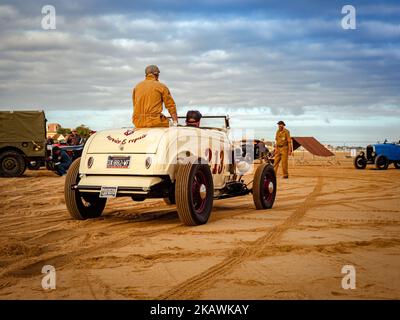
left=64, top=116, right=277, bottom=225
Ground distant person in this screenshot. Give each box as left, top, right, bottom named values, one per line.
left=132, top=65, right=178, bottom=128
left=51, top=146, right=72, bottom=176
left=274, top=120, right=292, bottom=179
left=67, top=130, right=81, bottom=145
left=186, top=110, right=202, bottom=127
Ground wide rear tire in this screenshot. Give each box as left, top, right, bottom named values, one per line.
left=0, top=150, right=26, bottom=177
left=253, top=163, right=277, bottom=209
left=175, top=162, right=213, bottom=226
left=64, top=158, right=106, bottom=220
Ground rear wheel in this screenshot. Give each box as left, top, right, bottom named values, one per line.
left=375, top=155, right=389, bottom=170
left=0, top=150, right=26, bottom=177
left=353, top=155, right=367, bottom=169
left=64, top=158, right=106, bottom=219
left=252, top=163, right=277, bottom=209
left=394, top=161, right=400, bottom=169
left=175, top=162, right=213, bottom=226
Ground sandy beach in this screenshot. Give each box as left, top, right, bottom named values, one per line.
left=0, top=154, right=399, bottom=299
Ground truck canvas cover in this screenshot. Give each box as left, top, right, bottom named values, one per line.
left=0, top=111, right=46, bottom=142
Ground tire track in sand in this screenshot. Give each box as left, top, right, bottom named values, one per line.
left=158, top=176, right=324, bottom=300
left=0, top=200, right=258, bottom=279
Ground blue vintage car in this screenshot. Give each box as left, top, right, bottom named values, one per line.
left=354, top=141, right=400, bottom=170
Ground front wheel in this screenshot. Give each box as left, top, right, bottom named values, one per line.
left=0, top=150, right=26, bottom=177
left=252, top=163, right=277, bottom=209
left=64, top=158, right=107, bottom=219
left=375, top=155, right=389, bottom=170
left=394, top=161, right=400, bottom=169
left=353, top=155, right=367, bottom=169
left=175, top=162, right=213, bottom=226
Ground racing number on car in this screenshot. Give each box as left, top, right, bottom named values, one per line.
left=205, top=148, right=212, bottom=162
left=212, top=150, right=224, bottom=174
left=218, top=150, right=224, bottom=174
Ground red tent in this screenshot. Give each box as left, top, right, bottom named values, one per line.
left=292, top=137, right=334, bottom=157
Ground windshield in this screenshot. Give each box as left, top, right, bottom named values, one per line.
left=172, top=116, right=229, bottom=129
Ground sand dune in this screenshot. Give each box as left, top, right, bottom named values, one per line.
left=0, top=157, right=399, bottom=299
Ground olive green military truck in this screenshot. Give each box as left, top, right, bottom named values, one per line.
left=0, top=111, right=47, bottom=177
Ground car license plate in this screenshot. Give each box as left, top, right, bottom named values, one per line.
left=107, top=156, right=130, bottom=168
left=100, top=186, right=118, bottom=198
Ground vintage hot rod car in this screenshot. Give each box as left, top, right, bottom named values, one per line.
left=354, top=141, right=400, bottom=170
left=64, top=116, right=277, bottom=225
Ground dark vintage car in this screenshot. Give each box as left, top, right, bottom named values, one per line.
left=354, top=141, right=400, bottom=170
left=239, top=139, right=272, bottom=163
left=44, top=144, right=84, bottom=171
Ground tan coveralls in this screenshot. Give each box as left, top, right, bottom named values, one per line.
left=274, top=128, right=291, bottom=177
left=132, top=74, right=177, bottom=128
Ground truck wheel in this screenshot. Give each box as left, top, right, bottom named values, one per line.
left=175, top=162, right=213, bottom=226
left=253, top=163, right=277, bottom=209
left=353, top=155, right=367, bottom=169
left=394, top=161, right=400, bottom=169
left=0, top=150, right=27, bottom=177
left=64, top=158, right=106, bottom=220
left=375, top=155, right=389, bottom=170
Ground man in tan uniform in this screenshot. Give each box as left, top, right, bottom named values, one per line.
left=132, top=65, right=178, bottom=128
left=274, top=120, right=292, bottom=179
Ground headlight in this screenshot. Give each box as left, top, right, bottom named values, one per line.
left=145, top=157, right=152, bottom=169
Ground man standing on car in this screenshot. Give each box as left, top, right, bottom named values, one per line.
left=132, top=65, right=178, bottom=128
left=274, top=120, right=292, bottom=179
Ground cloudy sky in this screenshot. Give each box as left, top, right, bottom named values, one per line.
left=0, top=0, right=399, bottom=145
